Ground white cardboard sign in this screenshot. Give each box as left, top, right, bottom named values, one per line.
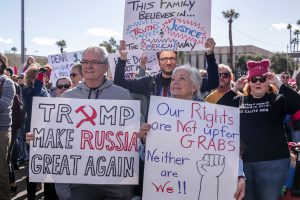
left=123, top=0, right=211, bottom=51
left=29, top=97, right=140, bottom=185
left=108, top=51, right=159, bottom=80
left=143, top=96, right=240, bottom=200
left=48, top=51, right=83, bottom=86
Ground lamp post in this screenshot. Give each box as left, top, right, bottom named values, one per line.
left=21, top=0, right=25, bottom=65
left=287, top=44, right=289, bottom=72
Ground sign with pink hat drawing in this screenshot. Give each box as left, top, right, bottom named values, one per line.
left=123, top=0, right=211, bottom=52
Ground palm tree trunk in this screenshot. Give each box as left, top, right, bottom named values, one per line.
left=290, top=30, right=292, bottom=52
left=229, top=21, right=234, bottom=72
left=60, top=47, right=63, bottom=54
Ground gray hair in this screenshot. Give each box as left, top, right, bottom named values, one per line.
left=218, top=64, right=232, bottom=73
left=82, top=46, right=108, bottom=63
left=172, top=64, right=203, bottom=99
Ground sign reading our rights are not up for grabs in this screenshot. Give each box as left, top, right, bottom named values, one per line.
left=143, top=96, right=240, bottom=200
left=123, top=0, right=211, bottom=51
left=29, top=97, right=140, bottom=185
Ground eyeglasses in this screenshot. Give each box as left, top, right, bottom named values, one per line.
left=281, top=76, right=290, bottom=79
left=70, top=73, right=81, bottom=78
left=159, top=57, right=177, bottom=63
left=18, top=76, right=24, bottom=80
left=57, top=84, right=71, bottom=89
left=80, top=60, right=106, bottom=66
left=219, top=73, right=230, bottom=79
left=250, top=76, right=267, bottom=83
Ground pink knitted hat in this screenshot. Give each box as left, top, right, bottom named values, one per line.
left=247, top=59, right=270, bottom=78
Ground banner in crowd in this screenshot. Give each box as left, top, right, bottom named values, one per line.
left=123, top=0, right=211, bottom=51
left=29, top=97, right=140, bottom=184
left=143, top=96, right=240, bottom=200
left=108, top=51, right=160, bottom=80
left=48, top=51, right=83, bottom=86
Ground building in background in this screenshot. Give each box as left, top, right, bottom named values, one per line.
left=4, top=53, right=47, bottom=69
left=184, top=45, right=274, bottom=71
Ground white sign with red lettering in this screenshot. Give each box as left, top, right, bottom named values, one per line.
left=143, top=96, right=240, bottom=200
left=108, top=51, right=159, bottom=80
left=123, top=0, right=211, bottom=51
left=29, top=97, right=140, bottom=184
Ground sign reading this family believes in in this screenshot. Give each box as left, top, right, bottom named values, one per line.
left=29, top=97, right=140, bottom=185
left=108, top=51, right=159, bottom=80
left=48, top=51, right=83, bottom=86
left=143, top=96, right=240, bottom=200
left=123, top=0, right=211, bottom=51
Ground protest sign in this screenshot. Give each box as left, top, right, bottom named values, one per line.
left=142, top=96, right=240, bottom=200
left=123, top=0, right=211, bottom=51
left=108, top=51, right=159, bottom=80
left=29, top=97, right=140, bottom=185
left=48, top=51, right=82, bottom=86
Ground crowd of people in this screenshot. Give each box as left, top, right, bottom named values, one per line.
left=0, top=37, right=300, bottom=200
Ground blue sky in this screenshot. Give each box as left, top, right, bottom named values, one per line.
left=1, top=0, right=299, bottom=57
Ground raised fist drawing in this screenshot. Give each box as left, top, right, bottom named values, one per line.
left=197, top=154, right=225, bottom=177
left=196, top=154, right=225, bottom=200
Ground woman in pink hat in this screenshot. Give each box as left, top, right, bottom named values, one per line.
left=218, top=59, right=300, bottom=200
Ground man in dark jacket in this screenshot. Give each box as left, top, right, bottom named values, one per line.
left=114, top=38, right=219, bottom=98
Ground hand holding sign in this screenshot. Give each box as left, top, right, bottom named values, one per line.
left=204, top=38, right=216, bottom=54
left=119, top=40, right=128, bottom=60
left=140, top=54, right=148, bottom=70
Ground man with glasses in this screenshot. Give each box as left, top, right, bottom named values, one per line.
left=114, top=38, right=219, bottom=98
left=206, top=64, right=235, bottom=103
left=60, top=46, right=133, bottom=200
left=114, top=39, right=218, bottom=199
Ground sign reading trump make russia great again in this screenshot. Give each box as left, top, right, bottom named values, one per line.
left=29, top=97, right=140, bottom=185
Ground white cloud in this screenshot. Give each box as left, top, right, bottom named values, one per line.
left=86, top=28, right=121, bottom=38
left=271, top=23, right=300, bottom=31
left=0, top=37, right=13, bottom=44
left=271, top=23, right=288, bottom=30
left=25, top=17, right=34, bottom=21
left=32, top=37, right=56, bottom=45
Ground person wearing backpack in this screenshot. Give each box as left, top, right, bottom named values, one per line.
left=0, top=53, right=16, bottom=200
left=4, top=67, right=25, bottom=196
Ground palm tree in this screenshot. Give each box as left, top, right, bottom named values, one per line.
left=100, top=37, right=118, bottom=53
left=56, top=40, right=67, bottom=53
left=294, top=29, right=300, bottom=52
left=287, top=24, right=292, bottom=52
left=221, top=9, right=240, bottom=72
left=291, top=38, right=297, bottom=52
left=11, top=47, right=17, bottom=66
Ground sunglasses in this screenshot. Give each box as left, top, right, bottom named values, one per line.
left=18, top=76, right=24, bottom=79
left=219, top=73, right=230, bottom=78
left=250, top=76, right=267, bottom=83
left=70, top=73, right=80, bottom=78
left=57, top=84, right=71, bottom=89
left=281, top=76, right=290, bottom=79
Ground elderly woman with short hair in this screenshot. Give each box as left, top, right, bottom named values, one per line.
left=139, top=64, right=246, bottom=200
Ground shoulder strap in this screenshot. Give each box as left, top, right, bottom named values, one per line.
left=0, top=77, right=6, bottom=97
